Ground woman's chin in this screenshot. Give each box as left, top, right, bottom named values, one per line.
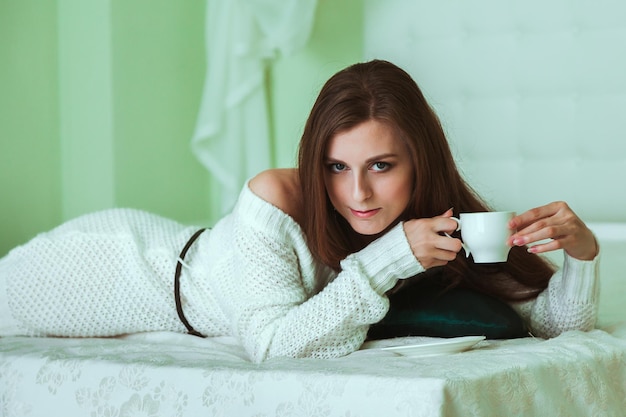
left=351, top=225, right=384, bottom=237
left=350, top=221, right=397, bottom=240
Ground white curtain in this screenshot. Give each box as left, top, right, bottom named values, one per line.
left=191, top=0, right=317, bottom=215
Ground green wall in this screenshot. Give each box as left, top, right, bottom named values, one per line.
left=0, top=1, right=62, bottom=257
left=110, top=0, right=209, bottom=221
left=271, top=0, right=364, bottom=168
left=0, top=0, right=363, bottom=257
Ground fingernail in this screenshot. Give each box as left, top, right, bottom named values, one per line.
left=513, top=238, right=524, bottom=246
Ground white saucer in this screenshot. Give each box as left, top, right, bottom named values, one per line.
left=378, top=335, right=486, bottom=357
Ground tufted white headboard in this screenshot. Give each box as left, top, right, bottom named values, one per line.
left=364, top=0, right=626, bottom=223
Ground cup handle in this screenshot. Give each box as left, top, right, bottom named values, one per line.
left=450, top=216, right=461, bottom=231
left=444, top=217, right=470, bottom=258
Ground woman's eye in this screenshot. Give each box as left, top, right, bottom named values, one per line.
left=372, top=162, right=390, bottom=171
left=329, top=163, right=346, bottom=172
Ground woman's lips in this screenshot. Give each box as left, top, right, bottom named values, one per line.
left=350, top=208, right=380, bottom=219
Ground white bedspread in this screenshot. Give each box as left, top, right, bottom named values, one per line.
left=2, top=323, right=626, bottom=417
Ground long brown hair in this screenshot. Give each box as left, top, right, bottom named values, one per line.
left=298, top=60, right=554, bottom=302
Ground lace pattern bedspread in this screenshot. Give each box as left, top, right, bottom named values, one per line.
left=2, top=324, right=626, bottom=417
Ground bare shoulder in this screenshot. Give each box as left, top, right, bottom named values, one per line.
left=248, top=168, right=303, bottom=223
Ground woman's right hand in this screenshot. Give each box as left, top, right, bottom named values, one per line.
left=402, top=209, right=463, bottom=269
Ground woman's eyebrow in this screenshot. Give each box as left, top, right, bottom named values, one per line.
left=365, top=153, right=397, bottom=164
left=324, top=153, right=398, bottom=164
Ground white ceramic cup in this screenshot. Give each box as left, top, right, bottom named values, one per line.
left=447, top=211, right=516, bottom=263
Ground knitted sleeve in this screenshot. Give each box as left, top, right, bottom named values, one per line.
left=511, top=252, right=600, bottom=338
left=211, top=196, right=424, bottom=362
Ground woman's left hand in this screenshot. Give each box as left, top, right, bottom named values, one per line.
left=507, top=201, right=598, bottom=261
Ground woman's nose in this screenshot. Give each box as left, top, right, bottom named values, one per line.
left=353, top=175, right=372, bottom=202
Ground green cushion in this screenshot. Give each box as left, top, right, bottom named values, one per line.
left=368, top=281, right=528, bottom=340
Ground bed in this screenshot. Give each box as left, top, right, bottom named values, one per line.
left=1, top=223, right=625, bottom=417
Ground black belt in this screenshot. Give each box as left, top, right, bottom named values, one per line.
left=174, top=228, right=207, bottom=337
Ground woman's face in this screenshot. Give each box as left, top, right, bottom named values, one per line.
left=324, top=119, right=414, bottom=236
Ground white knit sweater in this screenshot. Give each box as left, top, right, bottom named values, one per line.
left=0, top=183, right=600, bottom=362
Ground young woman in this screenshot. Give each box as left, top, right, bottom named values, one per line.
left=0, top=60, right=599, bottom=362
